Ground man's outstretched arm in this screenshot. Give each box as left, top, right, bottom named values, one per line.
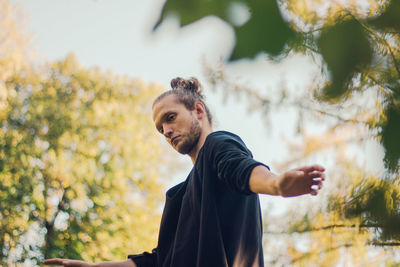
left=43, top=258, right=137, bottom=267
left=249, top=164, right=326, bottom=197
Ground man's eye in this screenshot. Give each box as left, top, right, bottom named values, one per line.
left=167, top=114, right=175, bottom=121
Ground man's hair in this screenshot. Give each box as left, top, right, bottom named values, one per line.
left=153, top=77, right=213, bottom=126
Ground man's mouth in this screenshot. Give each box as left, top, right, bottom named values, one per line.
left=171, top=136, right=180, bottom=146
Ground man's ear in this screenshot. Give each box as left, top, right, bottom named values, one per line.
left=194, top=101, right=206, bottom=119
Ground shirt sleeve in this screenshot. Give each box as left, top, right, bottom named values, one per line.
left=207, top=133, right=269, bottom=195
left=128, top=249, right=157, bottom=267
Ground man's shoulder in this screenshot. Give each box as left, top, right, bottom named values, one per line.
left=205, top=130, right=243, bottom=144
left=203, top=131, right=248, bottom=151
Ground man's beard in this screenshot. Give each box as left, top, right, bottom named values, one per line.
left=176, top=117, right=201, bottom=155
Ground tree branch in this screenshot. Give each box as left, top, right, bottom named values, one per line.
left=360, top=22, right=400, bottom=78
left=264, top=223, right=381, bottom=235
left=291, top=101, right=368, bottom=124
left=290, top=243, right=353, bottom=264
left=288, top=241, right=400, bottom=264
left=371, top=242, right=400, bottom=247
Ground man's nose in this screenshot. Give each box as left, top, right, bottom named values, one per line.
left=163, top=125, right=173, bottom=138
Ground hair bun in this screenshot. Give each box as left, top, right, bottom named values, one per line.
left=170, top=77, right=204, bottom=99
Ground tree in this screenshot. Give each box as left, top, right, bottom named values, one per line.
left=154, top=0, right=400, bottom=265
left=0, top=52, right=173, bottom=265
left=260, top=156, right=399, bottom=266
left=0, top=0, right=32, bottom=122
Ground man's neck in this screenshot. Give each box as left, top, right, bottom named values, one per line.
left=189, top=126, right=213, bottom=164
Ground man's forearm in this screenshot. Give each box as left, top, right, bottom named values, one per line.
left=95, top=260, right=137, bottom=267
left=44, top=258, right=137, bottom=267
left=249, top=165, right=280, bottom=195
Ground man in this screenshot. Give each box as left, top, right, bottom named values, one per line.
left=44, top=77, right=325, bottom=267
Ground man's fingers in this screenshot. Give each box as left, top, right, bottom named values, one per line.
left=310, top=188, right=318, bottom=196
left=311, top=180, right=323, bottom=189
left=310, top=180, right=322, bottom=195
left=308, top=171, right=326, bottom=180
left=296, top=164, right=325, bottom=173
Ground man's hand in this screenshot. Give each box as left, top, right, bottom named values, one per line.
left=249, top=164, right=326, bottom=197
left=276, top=165, right=325, bottom=197
left=43, top=259, right=137, bottom=267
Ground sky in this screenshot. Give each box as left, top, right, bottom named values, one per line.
left=12, top=0, right=373, bottom=215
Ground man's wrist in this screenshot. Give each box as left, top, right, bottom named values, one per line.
left=249, top=165, right=281, bottom=195
left=273, top=175, right=282, bottom=196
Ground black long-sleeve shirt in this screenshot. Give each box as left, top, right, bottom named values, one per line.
left=128, top=131, right=268, bottom=267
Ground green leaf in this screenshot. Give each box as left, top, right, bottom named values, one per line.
left=369, top=0, right=400, bottom=31
left=154, top=0, right=295, bottom=58
left=154, top=0, right=232, bottom=29
left=230, top=0, right=296, bottom=59
left=381, top=101, right=400, bottom=172
left=343, top=178, right=400, bottom=240
left=317, top=19, right=373, bottom=99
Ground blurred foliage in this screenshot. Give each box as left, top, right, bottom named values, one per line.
left=369, top=0, right=400, bottom=31
left=156, top=0, right=400, bottom=173
left=0, top=1, right=173, bottom=265
left=381, top=102, right=400, bottom=172
left=154, top=0, right=230, bottom=28
left=317, top=18, right=372, bottom=99
left=0, top=0, right=32, bottom=119
left=0, top=53, right=169, bottom=265
left=339, top=177, right=400, bottom=241
left=261, top=159, right=400, bottom=266
left=155, top=0, right=400, bottom=265
left=231, top=0, right=296, bottom=58
left=286, top=162, right=399, bottom=266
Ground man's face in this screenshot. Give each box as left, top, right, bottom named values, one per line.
left=152, top=94, right=202, bottom=155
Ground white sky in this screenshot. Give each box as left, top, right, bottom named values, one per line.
left=13, top=0, right=368, bottom=215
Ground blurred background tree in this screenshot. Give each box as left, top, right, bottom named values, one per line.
left=0, top=1, right=173, bottom=265
left=155, top=0, right=400, bottom=265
